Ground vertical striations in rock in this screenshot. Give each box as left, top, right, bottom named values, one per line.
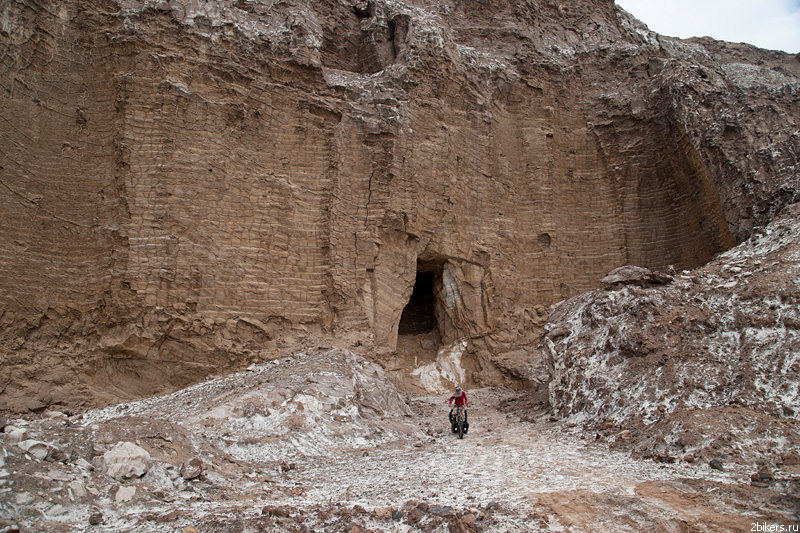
left=1, top=0, right=798, bottom=410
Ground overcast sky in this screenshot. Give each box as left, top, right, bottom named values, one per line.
left=615, top=0, right=800, bottom=53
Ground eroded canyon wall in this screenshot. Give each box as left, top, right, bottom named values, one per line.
left=1, top=0, right=798, bottom=411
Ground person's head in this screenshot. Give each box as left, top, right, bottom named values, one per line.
left=454, top=386, right=462, bottom=396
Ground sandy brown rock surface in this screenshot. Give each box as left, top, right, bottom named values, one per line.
left=2, top=0, right=798, bottom=410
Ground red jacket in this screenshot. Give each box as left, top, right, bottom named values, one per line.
left=449, top=391, right=467, bottom=407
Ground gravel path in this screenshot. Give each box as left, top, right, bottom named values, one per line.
left=279, top=388, right=752, bottom=531
left=2, top=371, right=782, bottom=533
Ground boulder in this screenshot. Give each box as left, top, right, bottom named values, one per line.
left=262, top=505, right=291, bottom=518
left=47, top=504, right=67, bottom=516
left=429, top=506, right=456, bottom=518
left=782, top=451, right=800, bottom=465
left=115, top=485, right=136, bottom=503
left=69, top=481, right=87, bottom=498
left=17, top=439, right=56, bottom=460
left=448, top=519, right=470, bottom=533
left=372, top=507, right=393, bottom=521
left=101, top=442, right=151, bottom=480
left=75, top=457, right=94, bottom=471
left=42, top=410, right=68, bottom=420
left=601, top=265, right=673, bottom=289
left=406, top=507, right=424, bottom=524
left=4, top=427, right=28, bottom=445
left=751, top=465, right=773, bottom=483
left=14, top=492, right=35, bottom=505
left=180, top=457, right=204, bottom=480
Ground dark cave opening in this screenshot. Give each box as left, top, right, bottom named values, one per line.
left=398, top=270, right=437, bottom=336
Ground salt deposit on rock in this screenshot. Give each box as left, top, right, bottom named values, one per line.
left=84, top=349, right=418, bottom=463
left=542, top=203, right=800, bottom=460
left=14, top=492, right=35, bottom=505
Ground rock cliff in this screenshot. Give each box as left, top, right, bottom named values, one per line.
left=1, top=0, right=798, bottom=411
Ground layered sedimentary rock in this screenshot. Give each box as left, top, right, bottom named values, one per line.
left=1, top=0, right=798, bottom=410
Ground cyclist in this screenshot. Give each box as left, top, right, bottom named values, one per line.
left=448, top=386, right=468, bottom=428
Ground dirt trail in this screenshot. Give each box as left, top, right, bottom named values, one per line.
left=283, top=388, right=766, bottom=532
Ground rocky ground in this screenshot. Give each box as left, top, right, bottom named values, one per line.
left=541, top=202, right=800, bottom=474
left=1, top=350, right=798, bottom=532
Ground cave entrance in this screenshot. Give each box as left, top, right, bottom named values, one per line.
left=398, top=269, right=437, bottom=336
left=393, top=259, right=451, bottom=394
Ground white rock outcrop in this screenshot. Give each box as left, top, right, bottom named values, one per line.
left=101, top=442, right=151, bottom=480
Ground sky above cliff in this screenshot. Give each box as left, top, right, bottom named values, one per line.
left=616, top=0, right=800, bottom=53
